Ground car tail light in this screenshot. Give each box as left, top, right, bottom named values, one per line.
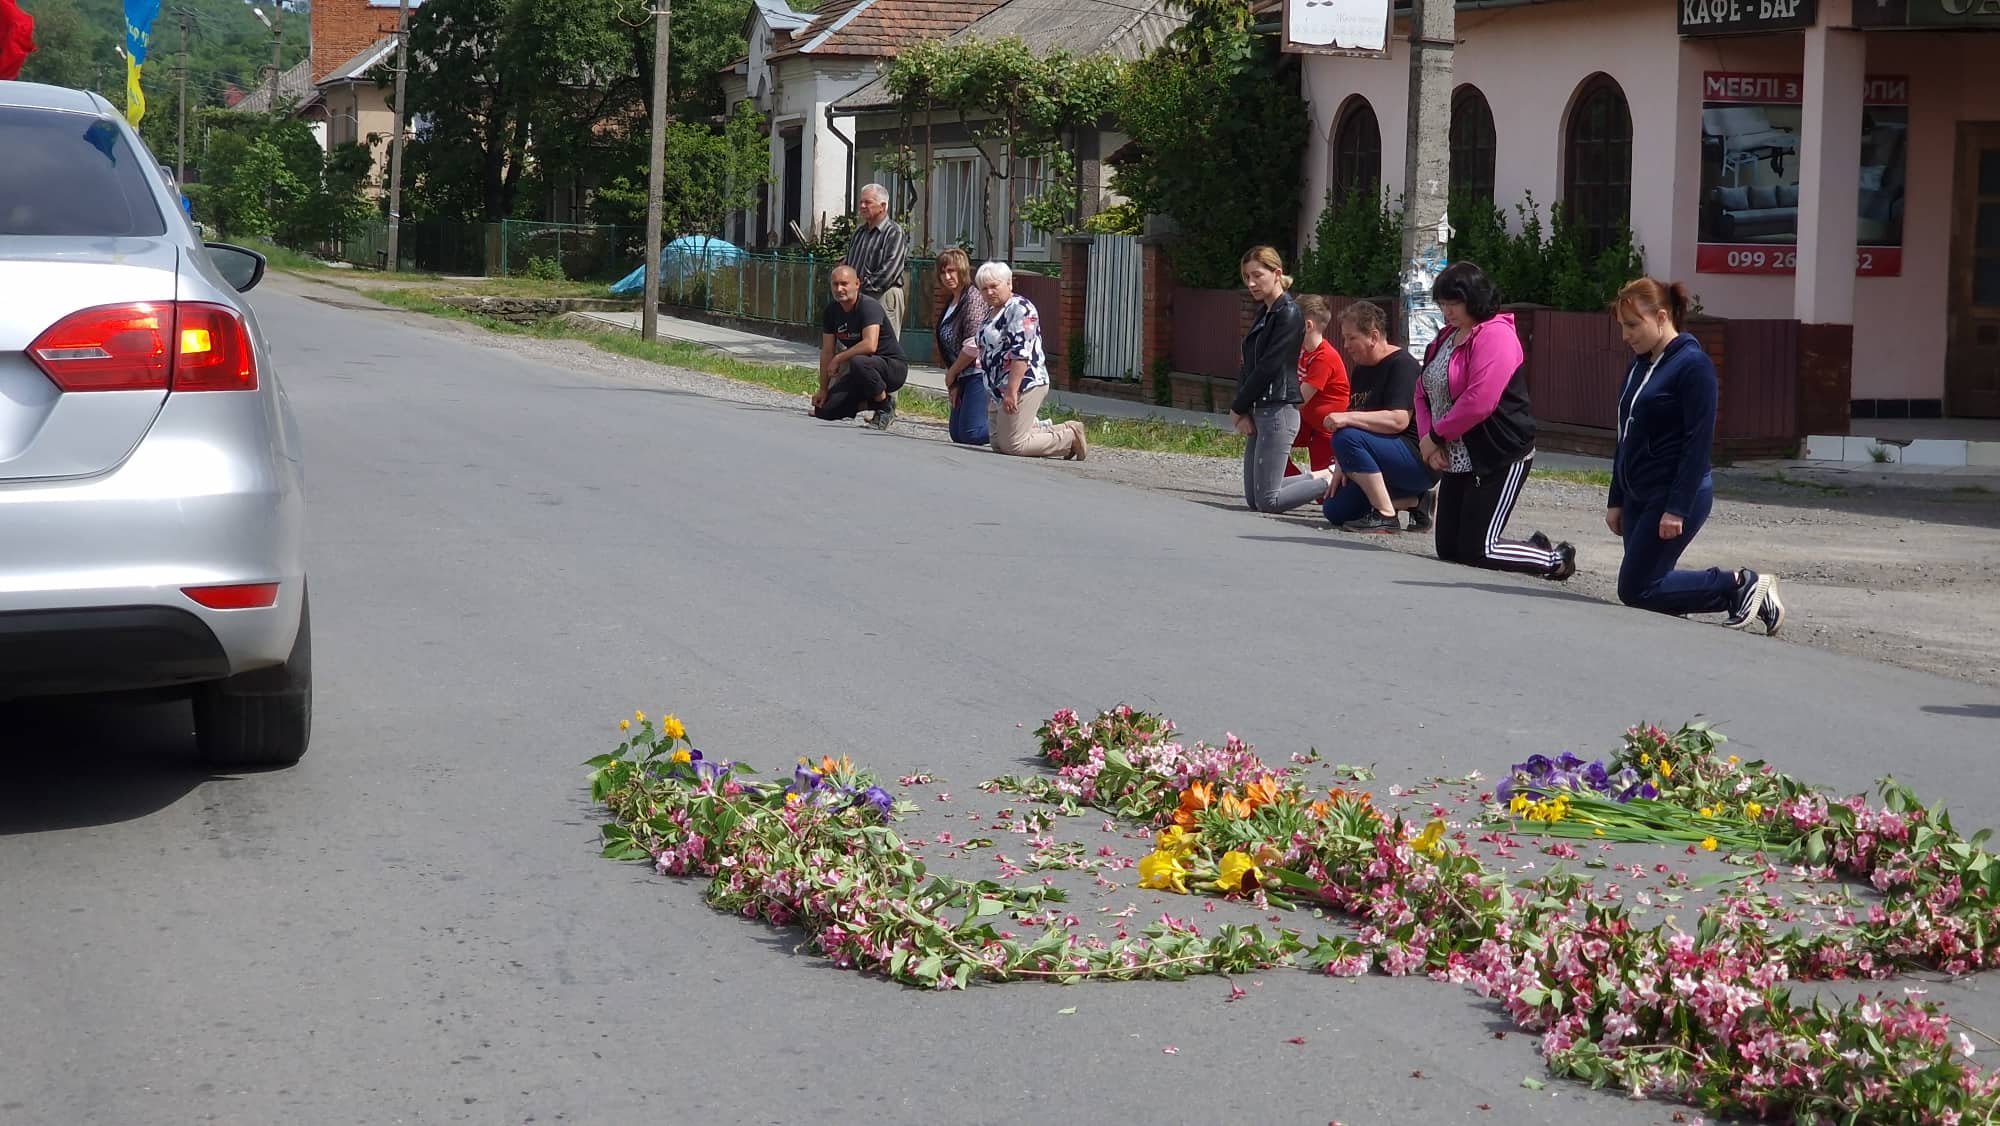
left=182, top=583, right=280, bottom=610
left=170, top=303, right=257, bottom=391
left=28, top=301, right=257, bottom=393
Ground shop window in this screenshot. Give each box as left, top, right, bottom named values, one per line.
left=1331, top=97, right=1382, bottom=208
left=1565, top=73, right=1633, bottom=257
left=1450, top=86, right=1497, bottom=205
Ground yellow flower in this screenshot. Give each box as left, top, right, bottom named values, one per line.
left=1155, top=825, right=1198, bottom=858
left=1659, top=759, right=1674, bottom=779
left=1593, top=828, right=1606, bottom=837
left=784, top=792, right=802, bottom=805
left=1745, top=801, right=1764, bottom=819
left=669, top=749, right=692, bottom=765
left=1699, top=806, right=1715, bottom=818
left=1412, top=819, right=1448, bottom=859
left=1508, top=794, right=1529, bottom=814
left=1640, top=753, right=1652, bottom=767
left=1700, top=836, right=1719, bottom=851
left=1727, top=754, right=1740, bottom=766
left=661, top=714, right=687, bottom=740
left=635, top=710, right=646, bottom=724
left=618, top=719, right=631, bottom=731
left=1138, top=850, right=1189, bottom=894
left=1215, top=850, right=1263, bottom=894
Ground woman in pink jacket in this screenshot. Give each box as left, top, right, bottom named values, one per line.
left=1415, top=263, right=1575, bottom=580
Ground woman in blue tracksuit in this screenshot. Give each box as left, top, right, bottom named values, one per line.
left=1606, top=277, right=1784, bottom=634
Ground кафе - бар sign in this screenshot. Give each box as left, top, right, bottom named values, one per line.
left=1679, top=0, right=1817, bottom=35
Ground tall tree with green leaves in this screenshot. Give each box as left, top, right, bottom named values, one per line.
left=1111, top=0, right=1308, bottom=287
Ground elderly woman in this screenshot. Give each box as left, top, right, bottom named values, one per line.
left=934, top=248, right=990, bottom=446
left=1416, top=262, right=1574, bottom=579
left=974, top=261, right=1086, bottom=460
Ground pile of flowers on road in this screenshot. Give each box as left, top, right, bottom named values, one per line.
left=588, top=706, right=2000, bottom=1122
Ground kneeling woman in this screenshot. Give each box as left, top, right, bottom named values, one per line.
left=974, top=261, right=1087, bottom=460
left=1416, top=263, right=1573, bottom=579
left=1607, top=278, right=1783, bottom=633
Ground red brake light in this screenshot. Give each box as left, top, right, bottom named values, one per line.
left=182, top=583, right=280, bottom=610
left=27, top=303, right=171, bottom=391
left=27, top=301, right=257, bottom=394
left=170, top=303, right=257, bottom=392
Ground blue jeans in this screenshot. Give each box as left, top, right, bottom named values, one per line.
left=949, top=374, right=990, bottom=445
left=1618, top=485, right=1736, bottom=615
left=1322, top=428, right=1434, bottom=526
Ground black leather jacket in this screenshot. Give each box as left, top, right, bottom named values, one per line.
left=1232, top=292, right=1304, bottom=413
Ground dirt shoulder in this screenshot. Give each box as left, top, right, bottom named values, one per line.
left=278, top=271, right=2000, bottom=692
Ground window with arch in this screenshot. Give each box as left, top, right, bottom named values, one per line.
left=1449, top=86, right=1497, bottom=205
left=1564, top=74, right=1633, bottom=257
left=1330, top=97, right=1382, bottom=208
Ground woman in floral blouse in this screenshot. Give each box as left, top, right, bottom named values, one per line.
left=974, top=261, right=1085, bottom=460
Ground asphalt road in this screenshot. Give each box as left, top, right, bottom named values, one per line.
left=5, top=276, right=2000, bottom=1126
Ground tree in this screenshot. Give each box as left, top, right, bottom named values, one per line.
left=403, top=0, right=640, bottom=222
left=17, top=0, right=107, bottom=91
left=1110, top=0, right=1309, bottom=288
left=591, top=98, right=768, bottom=237
left=884, top=37, right=1122, bottom=258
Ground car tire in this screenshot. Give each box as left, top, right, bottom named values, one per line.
left=194, top=591, right=313, bottom=767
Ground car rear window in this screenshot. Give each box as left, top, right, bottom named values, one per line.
left=0, top=106, right=167, bottom=237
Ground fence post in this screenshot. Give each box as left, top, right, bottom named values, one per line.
left=1055, top=235, right=1092, bottom=390
left=1137, top=236, right=1174, bottom=405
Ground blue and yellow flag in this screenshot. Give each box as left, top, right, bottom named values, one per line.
left=122, top=0, right=161, bottom=124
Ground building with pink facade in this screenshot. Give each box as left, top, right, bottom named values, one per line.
left=1299, top=0, right=1999, bottom=427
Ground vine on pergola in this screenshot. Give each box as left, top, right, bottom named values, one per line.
left=883, top=37, right=1123, bottom=259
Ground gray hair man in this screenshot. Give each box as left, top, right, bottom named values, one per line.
left=839, top=183, right=910, bottom=340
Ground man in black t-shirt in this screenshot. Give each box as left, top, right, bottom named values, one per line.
left=1318, top=302, right=1441, bottom=533
left=812, top=264, right=909, bottom=429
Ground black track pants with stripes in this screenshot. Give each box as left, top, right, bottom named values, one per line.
left=1432, top=457, right=1561, bottom=576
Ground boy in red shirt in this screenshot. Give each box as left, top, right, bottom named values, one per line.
left=1285, top=295, right=1350, bottom=477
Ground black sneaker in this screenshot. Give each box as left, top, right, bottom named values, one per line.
left=1528, top=531, right=1553, bottom=552
left=1342, top=511, right=1402, bottom=534
left=1405, top=489, right=1436, bottom=532
left=1724, top=569, right=1768, bottom=629
left=1546, top=541, right=1577, bottom=582
left=869, top=394, right=896, bottom=430
left=1757, top=575, right=1785, bottom=636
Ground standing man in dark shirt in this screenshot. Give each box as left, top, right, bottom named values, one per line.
left=840, top=183, right=910, bottom=342
left=1318, top=300, right=1440, bottom=532
left=812, top=264, right=907, bottom=429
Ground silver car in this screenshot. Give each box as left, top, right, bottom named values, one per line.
left=0, top=81, right=311, bottom=766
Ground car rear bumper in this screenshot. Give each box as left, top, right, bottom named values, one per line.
left=0, top=605, right=231, bottom=699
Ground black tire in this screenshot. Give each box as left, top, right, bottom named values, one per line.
left=194, top=591, right=312, bottom=767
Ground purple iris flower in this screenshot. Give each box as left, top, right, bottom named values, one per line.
left=788, top=764, right=824, bottom=797
left=692, top=758, right=728, bottom=788
left=854, top=786, right=894, bottom=820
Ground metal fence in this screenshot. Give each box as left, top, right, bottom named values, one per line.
left=314, top=218, right=489, bottom=276
left=659, top=249, right=942, bottom=364
left=497, top=220, right=646, bottom=281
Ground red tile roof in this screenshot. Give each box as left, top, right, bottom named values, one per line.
left=769, top=0, right=1009, bottom=60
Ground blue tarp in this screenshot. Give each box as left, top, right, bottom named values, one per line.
left=609, top=235, right=748, bottom=295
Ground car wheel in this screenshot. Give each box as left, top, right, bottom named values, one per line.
left=194, top=591, right=313, bottom=766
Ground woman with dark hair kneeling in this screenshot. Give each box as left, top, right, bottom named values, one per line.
left=1416, top=262, right=1574, bottom=579
left=1608, top=277, right=1784, bottom=633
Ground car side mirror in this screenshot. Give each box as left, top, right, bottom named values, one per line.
left=206, top=242, right=267, bottom=294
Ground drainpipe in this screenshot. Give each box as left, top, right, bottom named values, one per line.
left=824, top=103, right=856, bottom=217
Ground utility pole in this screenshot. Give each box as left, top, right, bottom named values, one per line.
left=641, top=0, right=672, bottom=342
left=176, top=12, right=189, bottom=186
left=1399, top=0, right=1454, bottom=359
left=386, top=0, right=412, bottom=273
left=266, top=8, right=283, bottom=109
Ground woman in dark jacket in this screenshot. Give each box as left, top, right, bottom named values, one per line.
left=1415, top=262, right=1574, bottom=578
left=933, top=248, right=990, bottom=445
left=1232, top=245, right=1335, bottom=513
left=1607, top=277, right=1783, bottom=633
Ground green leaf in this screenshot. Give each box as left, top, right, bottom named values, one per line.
left=1056, top=1006, right=1077, bottom=1015
left=1521, top=1076, right=1546, bottom=1090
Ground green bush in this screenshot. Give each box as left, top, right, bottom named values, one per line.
left=1446, top=191, right=1646, bottom=312
left=524, top=256, right=566, bottom=282
left=1297, top=186, right=1403, bottom=298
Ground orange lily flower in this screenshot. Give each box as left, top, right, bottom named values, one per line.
left=1219, top=791, right=1253, bottom=820
left=1242, top=775, right=1281, bottom=810
left=1172, top=781, right=1213, bottom=829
